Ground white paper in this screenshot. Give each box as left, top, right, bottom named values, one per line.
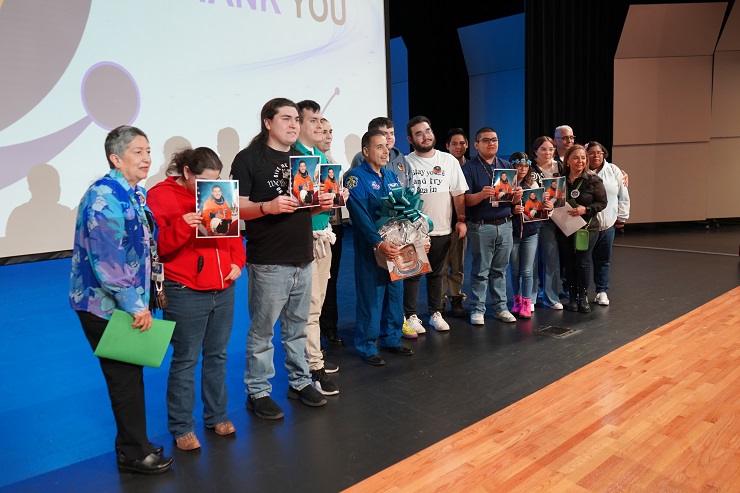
left=549, top=203, right=587, bottom=236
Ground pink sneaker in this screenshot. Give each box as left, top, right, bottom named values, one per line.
left=511, top=295, right=523, bottom=315
left=519, top=298, right=532, bottom=319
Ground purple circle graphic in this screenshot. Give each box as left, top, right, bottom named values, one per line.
left=81, top=62, right=140, bottom=130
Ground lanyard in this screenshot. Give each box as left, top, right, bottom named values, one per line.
left=132, top=189, right=158, bottom=263
left=476, top=155, right=495, bottom=183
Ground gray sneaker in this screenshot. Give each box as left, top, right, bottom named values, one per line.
left=495, top=310, right=516, bottom=323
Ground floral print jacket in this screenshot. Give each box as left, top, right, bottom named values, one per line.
left=69, top=169, right=156, bottom=319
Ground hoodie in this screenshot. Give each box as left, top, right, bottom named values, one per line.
left=147, top=176, right=246, bottom=291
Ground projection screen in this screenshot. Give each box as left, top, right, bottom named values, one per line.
left=0, top=0, right=388, bottom=259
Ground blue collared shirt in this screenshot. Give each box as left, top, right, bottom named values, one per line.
left=461, top=155, right=514, bottom=221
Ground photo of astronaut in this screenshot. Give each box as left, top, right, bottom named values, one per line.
left=195, top=179, right=239, bottom=237
left=521, top=187, right=549, bottom=222
left=542, top=177, right=566, bottom=208
left=492, top=169, right=515, bottom=202
left=290, top=155, right=321, bottom=207
left=319, top=164, right=346, bottom=207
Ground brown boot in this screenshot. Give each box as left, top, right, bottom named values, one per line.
left=450, top=297, right=466, bottom=317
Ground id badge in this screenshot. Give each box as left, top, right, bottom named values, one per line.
left=151, top=262, right=165, bottom=282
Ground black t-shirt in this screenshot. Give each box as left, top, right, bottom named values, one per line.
left=231, top=144, right=313, bottom=266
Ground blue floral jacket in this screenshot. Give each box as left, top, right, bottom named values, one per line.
left=69, top=170, right=156, bottom=319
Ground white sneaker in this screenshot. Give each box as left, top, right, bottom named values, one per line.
left=470, top=312, right=485, bottom=325
left=495, top=310, right=517, bottom=323
left=548, top=301, right=564, bottom=310
left=407, top=314, right=426, bottom=334
left=595, top=292, right=610, bottom=305
left=429, top=312, right=450, bottom=331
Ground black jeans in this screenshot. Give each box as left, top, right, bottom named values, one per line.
left=403, top=233, right=451, bottom=316
left=555, top=228, right=598, bottom=291
left=320, top=223, right=343, bottom=335
left=77, top=310, right=155, bottom=460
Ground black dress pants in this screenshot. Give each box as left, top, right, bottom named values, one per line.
left=77, top=310, right=154, bottom=460
left=320, top=223, right=344, bottom=336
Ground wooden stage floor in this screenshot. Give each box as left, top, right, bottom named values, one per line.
left=347, top=286, right=740, bottom=492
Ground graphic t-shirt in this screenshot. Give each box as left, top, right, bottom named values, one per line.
left=404, top=150, right=468, bottom=236
left=231, top=145, right=313, bottom=266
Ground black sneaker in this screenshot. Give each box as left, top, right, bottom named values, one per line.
left=323, top=361, right=339, bottom=374
left=246, top=395, right=284, bottom=420
left=287, top=384, right=327, bottom=407
left=311, top=368, right=339, bottom=395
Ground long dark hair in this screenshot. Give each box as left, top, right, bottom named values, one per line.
left=248, top=97, right=298, bottom=150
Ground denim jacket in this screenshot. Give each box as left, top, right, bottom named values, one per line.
left=69, top=170, right=156, bottom=319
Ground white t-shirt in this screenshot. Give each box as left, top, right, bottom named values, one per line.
left=405, top=150, right=469, bottom=236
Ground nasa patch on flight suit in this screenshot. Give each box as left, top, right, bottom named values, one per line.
left=345, top=176, right=358, bottom=189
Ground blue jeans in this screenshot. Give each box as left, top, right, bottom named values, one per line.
left=467, top=220, right=513, bottom=314
left=163, top=281, right=235, bottom=439
left=592, top=225, right=616, bottom=292
left=510, top=233, right=538, bottom=298
left=245, top=263, right=312, bottom=398
left=537, top=220, right=562, bottom=305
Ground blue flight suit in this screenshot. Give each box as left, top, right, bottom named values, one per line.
left=344, top=161, right=404, bottom=358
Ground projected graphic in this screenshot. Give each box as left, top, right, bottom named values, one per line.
left=0, top=0, right=387, bottom=258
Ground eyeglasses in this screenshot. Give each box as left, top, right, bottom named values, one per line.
left=557, top=136, right=576, bottom=142
left=413, top=128, right=433, bottom=138
left=588, top=151, right=604, bottom=156
left=477, top=138, right=499, bottom=145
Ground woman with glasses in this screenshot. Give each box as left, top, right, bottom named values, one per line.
left=556, top=145, right=607, bottom=313
left=509, top=152, right=552, bottom=318
left=530, top=136, right=564, bottom=310
left=586, top=141, right=630, bottom=306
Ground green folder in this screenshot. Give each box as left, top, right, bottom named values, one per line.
left=94, top=309, right=175, bottom=368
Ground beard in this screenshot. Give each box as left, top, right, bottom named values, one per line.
left=412, top=136, right=436, bottom=153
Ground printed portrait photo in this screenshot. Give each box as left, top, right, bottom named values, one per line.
left=195, top=179, right=239, bottom=238
left=290, top=155, right=321, bottom=207
left=522, top=187, right=549, bottom=222
left=319, top=164, right=345, bottom=207
left=492, top=169, right=515, bottom=202
left=542, top=177, right=566, bottom=208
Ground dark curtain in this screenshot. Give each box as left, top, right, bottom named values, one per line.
left=525, top=0, right=629, bottom=153
left=402, top=22, right=469, bottom=154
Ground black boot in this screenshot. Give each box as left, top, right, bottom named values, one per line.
left=578, top=288, right=591, bottom=313
left=566, top=288, right=578, bottom=311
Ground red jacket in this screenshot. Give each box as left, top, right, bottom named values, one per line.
left=148, top=177, right=246, bottom=291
